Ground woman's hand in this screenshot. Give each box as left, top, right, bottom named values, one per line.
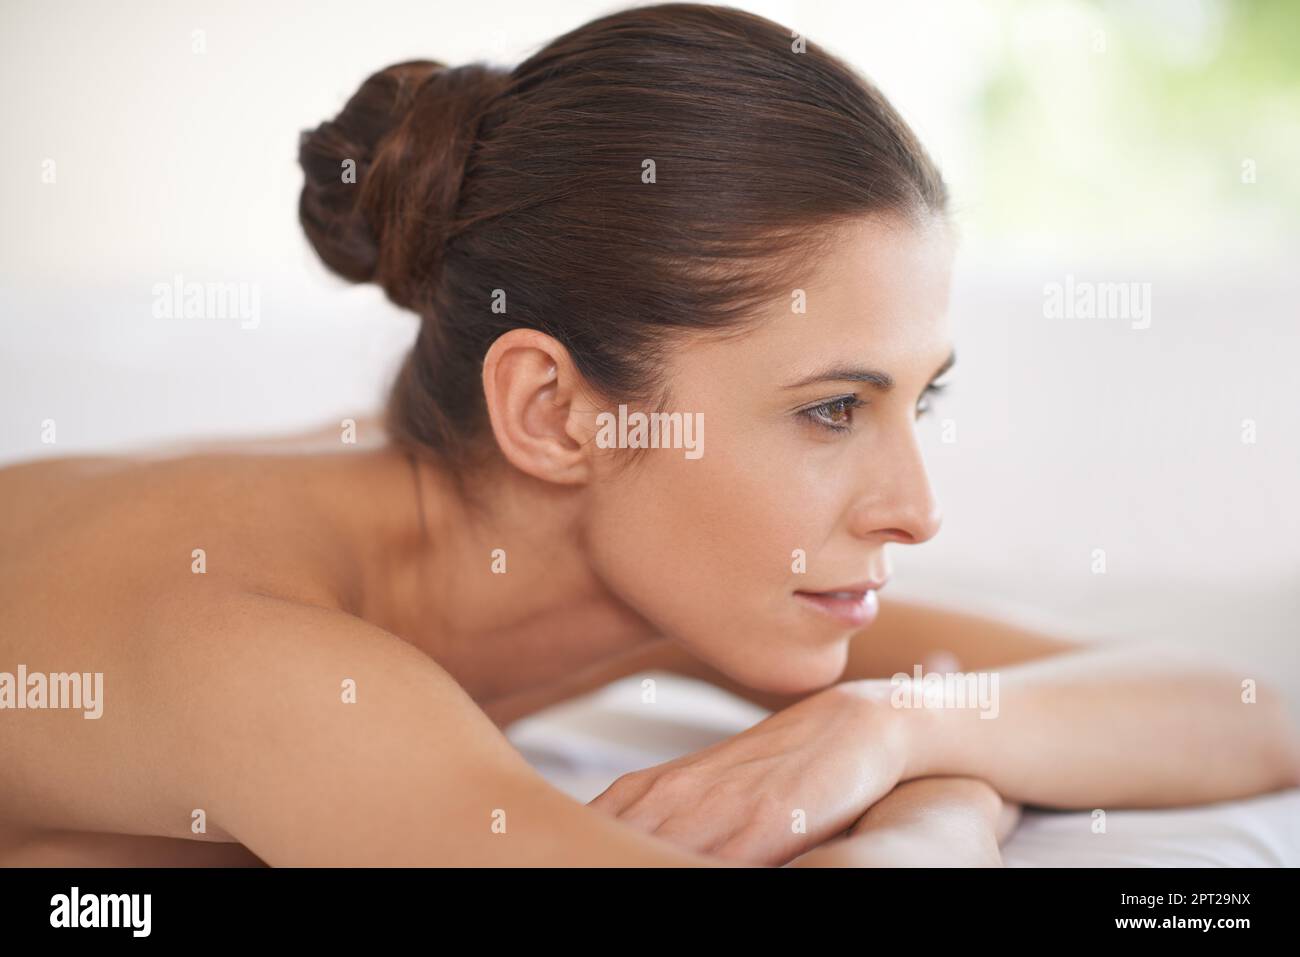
left=789, top=776, right=1019, bottom=868
left=586, top=680, right=906, bottom=866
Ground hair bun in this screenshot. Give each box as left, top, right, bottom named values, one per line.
left=298, top=59, right=508, bottom=312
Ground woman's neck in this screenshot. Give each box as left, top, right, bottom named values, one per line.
left=322, top=444, right=662, bottom=704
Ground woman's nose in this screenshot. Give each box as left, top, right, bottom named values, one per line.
left=846, top=431, right=943, bottom=545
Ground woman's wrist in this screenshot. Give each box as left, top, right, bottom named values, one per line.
left=837, top=677, right=950, bottom=783
left=855, top=675, right=985, bottom=783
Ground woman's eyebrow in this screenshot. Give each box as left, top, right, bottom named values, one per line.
left=782, top=349, right=956, bottom=392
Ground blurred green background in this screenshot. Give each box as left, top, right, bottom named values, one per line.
left=969, top=0, right=1298, bottom=253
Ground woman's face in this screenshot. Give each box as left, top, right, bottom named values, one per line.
left=583, top=214, right=955, bottom=694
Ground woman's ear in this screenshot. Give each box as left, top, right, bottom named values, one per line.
left=481, top=328, right=597, bottom=484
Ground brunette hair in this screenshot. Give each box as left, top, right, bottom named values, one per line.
left=298, top=2, right=948, bottom=471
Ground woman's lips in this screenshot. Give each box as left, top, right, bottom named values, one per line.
left=793, top=587, right=881, bottom=627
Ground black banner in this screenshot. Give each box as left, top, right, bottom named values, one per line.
left=0, top=866, right=1287, bottom=943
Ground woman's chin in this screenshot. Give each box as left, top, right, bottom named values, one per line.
left=720, top=642, right=854, bottom=698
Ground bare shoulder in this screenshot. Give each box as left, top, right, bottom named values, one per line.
left=160, top=590, right=539, bottom=800
left=0, top=573, right=715, bottom=864
left=0, top=577, right=521, bottom=847
left=151, top=593, right=723, bottom=865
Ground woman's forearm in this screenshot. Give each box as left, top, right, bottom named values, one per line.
left=887, top=640, right=1300, bottom=808
left=788, top=777, right=1011, bottom=867
left=853, top=776, right=1009, bottom=839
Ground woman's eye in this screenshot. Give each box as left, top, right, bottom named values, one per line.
left=800, top=396, right=866, bottom=432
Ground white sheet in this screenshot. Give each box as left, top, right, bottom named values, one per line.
left=505, top=672, right=1300, bottom=867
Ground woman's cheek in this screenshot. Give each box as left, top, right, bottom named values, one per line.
left=586, top=451, right=750, bottom=606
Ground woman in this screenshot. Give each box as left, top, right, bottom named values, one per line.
left=1, top=3, right=1296, bottom=868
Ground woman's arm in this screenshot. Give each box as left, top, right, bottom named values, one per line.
left=879, top=639, right=1300, bottom=809
left=789, top=777, right=1017, bottom=867
left=658, top=599, right=1299, bottom=809
left=587, top=640, right=1297, bottom=863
